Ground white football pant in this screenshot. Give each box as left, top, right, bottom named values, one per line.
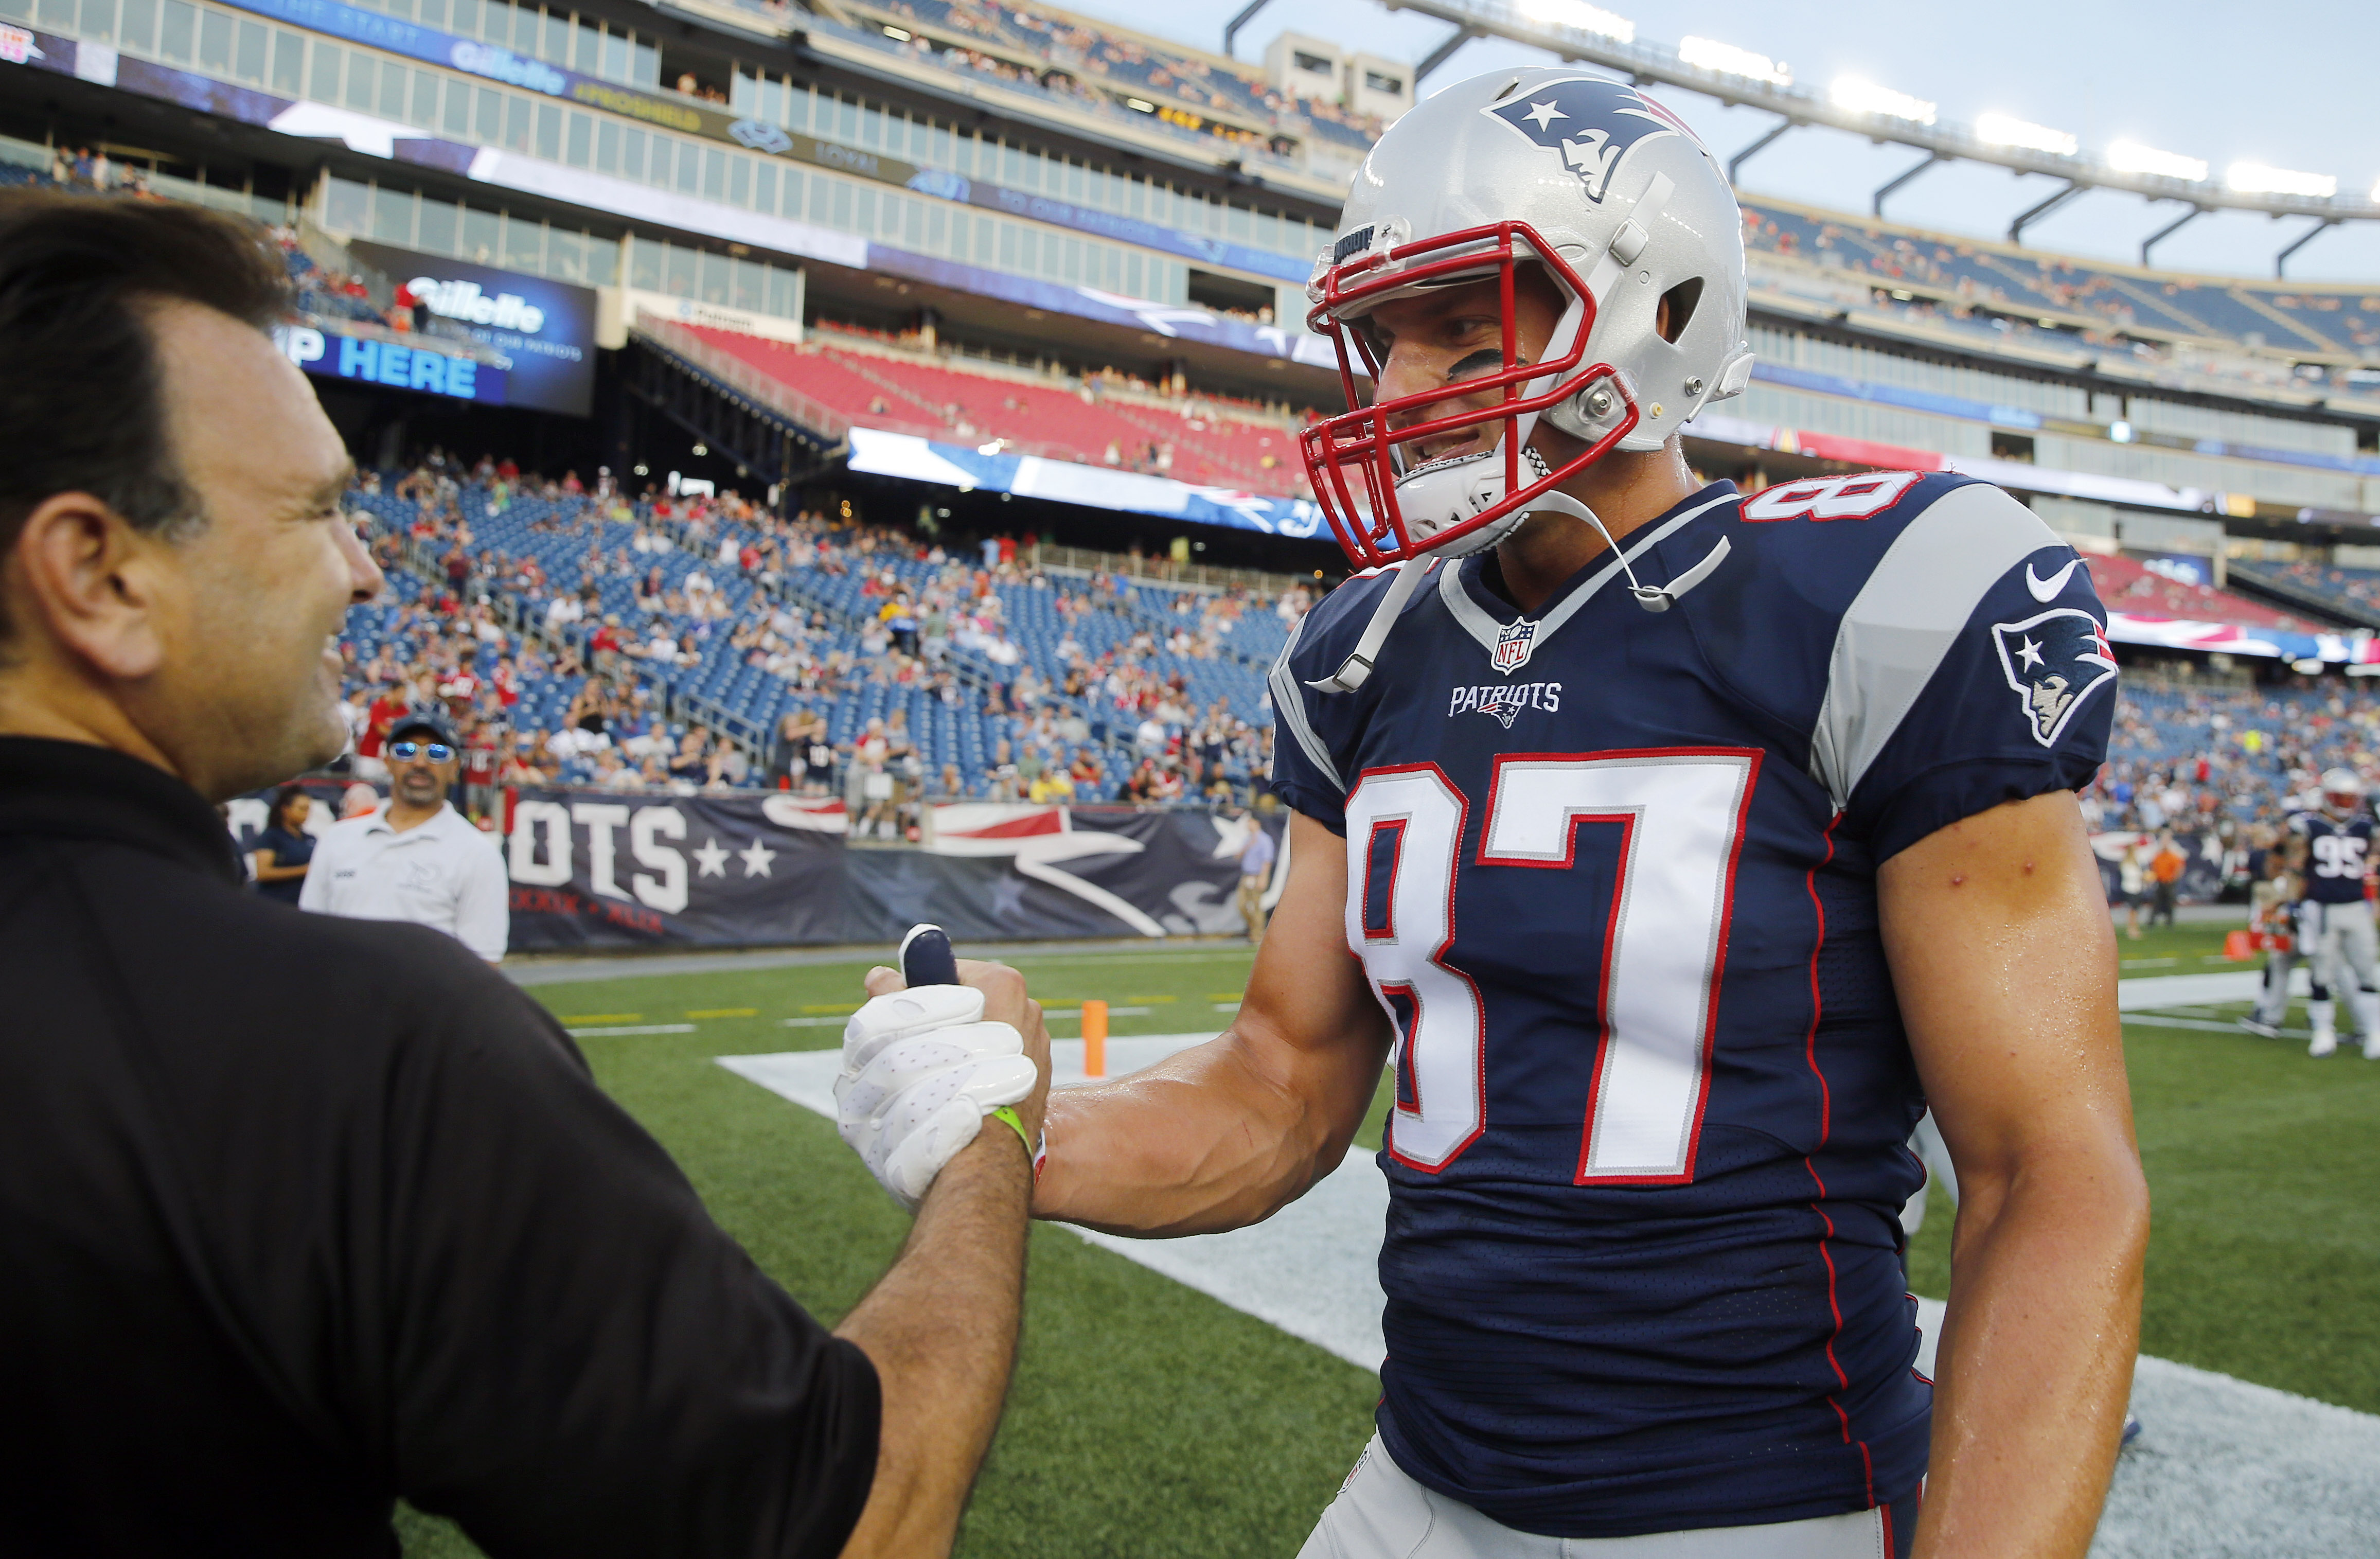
left=1898, top=1110, right=1958, bottom=1237
left=1299, top=1436, right=1913, bottom=1559
left=2308, top=899, right=2380, bottom=1056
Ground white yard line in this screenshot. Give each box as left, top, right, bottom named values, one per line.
left=569, top=1023, right=697, bottom=1036
left=721, top=987, right=2380, bottom=1557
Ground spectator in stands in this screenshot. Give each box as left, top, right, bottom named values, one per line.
left=1235, top=808, right=1275, bottom=944
left=249, top=786, right=317, bottom=907
left=2148, top=831, right=2186, bottom=929
left=2113, top=837, right=2150, bottom=940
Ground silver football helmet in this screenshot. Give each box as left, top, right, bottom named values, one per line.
left=2321, top=767, right=2366, bottom=819
left=1300, top=68, right=1753, bottom=572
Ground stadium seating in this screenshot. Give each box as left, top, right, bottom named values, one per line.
left=2082, top=554, right=2324, bottom=634
left=342, top=470, right=1290, bottom=800
left=1739, top=197, right=2380, bottom=361
left=336, top=454, right=2380, bottom=837
left=836, top=0, right=1384, bottom=154
left=680, top=322, right=1315, bottom=497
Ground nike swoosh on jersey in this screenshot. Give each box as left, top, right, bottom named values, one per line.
left=2026, top=559, right=2081, bottom=602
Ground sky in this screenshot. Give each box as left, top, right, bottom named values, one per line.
left=1051, top=0, right=2380, bottom=284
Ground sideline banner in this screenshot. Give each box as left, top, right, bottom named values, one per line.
left=494, top=789, right=1286, bottom=949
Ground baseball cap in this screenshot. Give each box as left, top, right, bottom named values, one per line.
left=385, top=712, right=458, bottom=750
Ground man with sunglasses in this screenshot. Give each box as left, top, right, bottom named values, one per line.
left=301, top=711, right=509, bottom=961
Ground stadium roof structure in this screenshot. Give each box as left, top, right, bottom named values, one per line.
left=1222, top=0, right=2379, bottom=276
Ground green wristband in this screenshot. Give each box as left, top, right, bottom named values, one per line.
left=989, top=1105, right=1033, bottom=1154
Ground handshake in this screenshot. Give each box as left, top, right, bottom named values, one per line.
left=835, top=931, right=1053, bottom=1211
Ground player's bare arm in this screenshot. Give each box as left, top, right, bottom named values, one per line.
left=1881, top=791, right=2149, bottom=1559
left=1032, top=812, right=1391, bottom=1235
left=833, top=958, right=1053, bottom=1559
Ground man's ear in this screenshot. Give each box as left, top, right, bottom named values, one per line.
left=8, top=493, right=172, bottom=681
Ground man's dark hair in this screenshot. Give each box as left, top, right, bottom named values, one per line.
left=0, top=193, right=292, bottom=555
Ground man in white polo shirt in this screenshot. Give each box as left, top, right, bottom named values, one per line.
left=300, top=713, right=509, bottom=960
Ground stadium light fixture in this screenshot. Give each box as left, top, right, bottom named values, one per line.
left=1829, top=77, right=1936, bottom=127
left=1976, top=112, right=2077, bottom=157
left=2227, top=161, right=2338, bottom=199
left=1678, top=37, right=1789, bottom=87
left=2108, top=140, right=2209, bottom=183
left=1514, top=0, right=1636, bottom=45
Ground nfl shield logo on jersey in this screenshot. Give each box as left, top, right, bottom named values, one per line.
left=1992, top=608, right=2118, bottom=746
left=1493, top=617, right=1539, bottom=676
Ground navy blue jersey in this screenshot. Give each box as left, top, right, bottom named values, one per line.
left=1269, top=474, right=2113, bottom=1538
left=2290, top=811, right=2375, bottom=905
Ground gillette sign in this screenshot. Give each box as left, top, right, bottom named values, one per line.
left=447, top=39, right=566, bottom=94
left=410, top=276, right=547, bottom=334
left=350, top=241, right=595, bottom=417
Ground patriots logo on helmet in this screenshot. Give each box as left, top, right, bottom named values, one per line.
left=1493, top=617, right=1539, bottom=676
left=1482, top=77, right=1696, bottom=203
left=1992, top=608, right=2118, bottom=747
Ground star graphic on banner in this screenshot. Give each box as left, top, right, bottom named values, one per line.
left=2016, top=636, right=2045, bottom=670
left=739, top=838, right=777, bottom=877
left=692, top=837, right=730, bottom=877
left=990, top=872, right=1027, bottom=918
left=1522, top=99, right=1567, bottom=130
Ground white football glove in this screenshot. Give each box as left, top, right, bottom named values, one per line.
left=835, top=983, right=1039, bottom=1212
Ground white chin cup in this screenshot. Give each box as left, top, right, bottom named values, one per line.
left=1392, top=441, right=1555, bottom=558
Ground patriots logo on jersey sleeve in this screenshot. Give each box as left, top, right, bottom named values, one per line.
left=1482, top=77, right=1690, bottom=203
left=1992, top=608, right=2118, bottom=746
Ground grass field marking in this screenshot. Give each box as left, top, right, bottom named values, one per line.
left=1206, top=991, right=1246, bottom=1001
left=780, top=1016, right=850, bottom=1029
left=2121, top=957, right=2180, bottom=969
left=1044, top=1005, right=1154, bottom=1020
left=568, top=1023, right=697, bottom=1036
left=558, top=1013, right=641, bottom=1023
left=1214, top=1001, right=1242, bottom=1013
left=1124, top=995, right=1179, bottom=1003
left=684, top=1007, right=759, bottom=1019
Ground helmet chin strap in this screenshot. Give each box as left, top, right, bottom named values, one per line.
left=1522, top=490, right=1731, bottom=613
left=1306, top=485, right=1732, bottom=693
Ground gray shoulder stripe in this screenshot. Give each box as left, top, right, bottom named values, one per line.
left=1269, top=609, right=1343, bottom=793
left=1807, top=484, right=2063, bottom=812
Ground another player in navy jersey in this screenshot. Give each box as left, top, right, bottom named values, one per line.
left=962, top=70, right=2144, bottom=1558
left=2289, top=769, right=2378, bottom=1058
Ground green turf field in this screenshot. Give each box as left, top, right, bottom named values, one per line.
left=398, top=916, right=2380, bottom=1557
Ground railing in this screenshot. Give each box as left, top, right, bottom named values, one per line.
left=1029, top=539, right=1320, bottom=598
left=631, top=316, right=866, bottom=445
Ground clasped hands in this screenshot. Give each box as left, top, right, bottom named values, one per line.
left=836, top=961, right=1052, bottom=1211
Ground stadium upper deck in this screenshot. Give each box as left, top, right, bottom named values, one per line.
left=7, top=0, right=2379, bottom=653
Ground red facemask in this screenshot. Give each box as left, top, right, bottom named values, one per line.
left=1299, top=220, right=1639, bottom=570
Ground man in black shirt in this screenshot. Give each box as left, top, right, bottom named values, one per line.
left=0, top=194, right=1047, bottom=1556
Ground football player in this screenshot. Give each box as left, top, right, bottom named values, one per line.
left=2292, top=767, right=2378, bottom=1058
left=2241, top=830, right=2314, bottom=1039
left=841, top=70, right=2147, bottom=1556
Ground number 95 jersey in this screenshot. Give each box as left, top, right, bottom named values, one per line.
left=1269, top=474, right=2115, bottom=1540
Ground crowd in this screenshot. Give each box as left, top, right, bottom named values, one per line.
left=332, top=451, right=1298, bottom=828
left=335, top=450, right=2380, bottom=886
left=2078, top=677, right=2380, bottom=907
